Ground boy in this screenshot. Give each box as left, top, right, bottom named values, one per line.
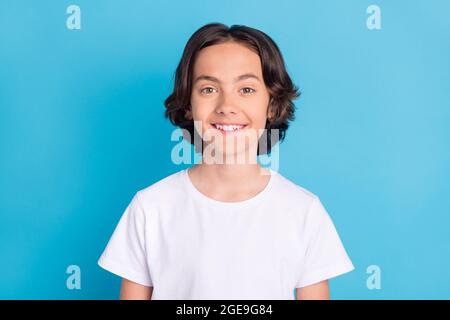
left=98, top=23, right=354, bottom=300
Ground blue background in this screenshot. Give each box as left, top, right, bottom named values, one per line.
left=1, top=0, right=449, bottom=299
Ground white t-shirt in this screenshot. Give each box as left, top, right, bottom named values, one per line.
left=98, top=168, right=354, bottom=300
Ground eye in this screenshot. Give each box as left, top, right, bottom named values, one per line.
left=200, top=87, right=217, bottom=94
left=240, top=87, right=256, bottom=94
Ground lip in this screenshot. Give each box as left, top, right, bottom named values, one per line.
left=210, top=123, right=248, bottom=134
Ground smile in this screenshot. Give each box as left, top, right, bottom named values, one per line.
left=212, top=123, right=248, bottom=133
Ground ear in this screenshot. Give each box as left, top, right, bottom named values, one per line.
left=185, top=108, right=193, bottom=120
left=267, top=100, right=275, bottom=122
left=267, top=110, right=274, bottom=122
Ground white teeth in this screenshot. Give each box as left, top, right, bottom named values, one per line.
left=214, top=124, right=245, bottom=132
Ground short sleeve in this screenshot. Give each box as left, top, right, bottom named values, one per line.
left=97, top=192, right=153, bottom=287
left=295, top=196, right=355, bottom=288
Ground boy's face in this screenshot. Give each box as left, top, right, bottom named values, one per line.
left=188, top=41, right=272, bottom=160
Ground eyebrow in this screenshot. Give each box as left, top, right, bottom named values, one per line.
left=193, top=73, right=262, bottom=84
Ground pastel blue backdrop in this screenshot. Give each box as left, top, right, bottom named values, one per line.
left=1, top=0, right=449, bottom=299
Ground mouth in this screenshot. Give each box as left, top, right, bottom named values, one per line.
left=211, top=123, right=248, bottom=134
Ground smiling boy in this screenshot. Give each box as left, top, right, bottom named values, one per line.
left=98, top=23, right=354, bottom=300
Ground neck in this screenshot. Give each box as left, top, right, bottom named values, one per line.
left=188, top=162, right=271, bottom=202
left=197, top=162, right=265, bottom=182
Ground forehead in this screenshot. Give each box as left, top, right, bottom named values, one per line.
left=192, top=41, right=263, bottom=79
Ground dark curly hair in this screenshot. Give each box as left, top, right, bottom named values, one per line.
left=164, top=23, right=300, bottom=155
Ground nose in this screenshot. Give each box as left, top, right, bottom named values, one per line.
left=214, top=91, right=239, bottom=115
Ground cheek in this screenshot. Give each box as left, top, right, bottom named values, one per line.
left=192, top=107, right=210, bottom=122
left=248, top=97, right=270, bottom=126
left=190, top=95, right=210, bottom=120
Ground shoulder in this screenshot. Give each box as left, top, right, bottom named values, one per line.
left=272, top=171, right=319, bottom=209
left=133, top=169, right=186, bottom=208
